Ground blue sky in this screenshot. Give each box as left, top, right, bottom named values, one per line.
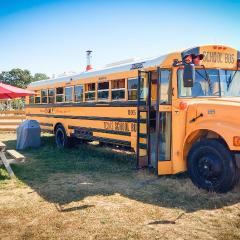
left=0, top=0, right=240, bottom=76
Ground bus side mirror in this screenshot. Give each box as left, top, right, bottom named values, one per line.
left=183, top=64, right=195, bottom=87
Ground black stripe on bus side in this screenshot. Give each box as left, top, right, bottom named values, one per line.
left=139, top=143, right=147, bottom=149
left=72, top=133, right=131, bottom=147
left=68, top=125, right=131, bottom=136
left=25, top=101, right=139, bottom=108
left=139, top=133, right=147, bottom=138
left=26, top=113, right=145, bottom=123
left=39, top=122, right=54, bottom=127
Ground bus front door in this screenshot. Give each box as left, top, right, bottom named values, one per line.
left=137, top=70, right=152, bottom=168
left=155, top=67, right=172, bottom=174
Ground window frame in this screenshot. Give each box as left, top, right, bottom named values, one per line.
left=85, top=83, right=96, bottom=102
left=41, top=89, right=48, bottom=104
left=177, top=68, right=221, bottom=99
left=159, top=68, right=172, bottom=105
left=56, top=87, right=64, bottom=103
left=127, top=77, right=138, bottom=101
left=65, top=86, right=73, bottom=103
left=98, top=81, right=109, bottom=101
left=74, top=85, right=84, bottom=103
left=29, top=95, right=35, bottom=104
left=111, top=79, right=125, bottom=101
left=48, top=88, right=55, bottom=104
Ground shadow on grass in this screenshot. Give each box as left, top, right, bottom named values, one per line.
left=54, top=204, right=94, bottom=212
left=1, top=135, right=240, bottom=212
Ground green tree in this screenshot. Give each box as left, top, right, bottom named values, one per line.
left=0, top=68, right=32, bottom=89
left=32, top=73, right=49, bottom=81
left=0, top=69, right=49, bottom=89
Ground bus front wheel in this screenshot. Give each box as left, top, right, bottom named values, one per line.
left=55, top=125, right=72, bottom=148
left=187, top=139, right=238, bottom=193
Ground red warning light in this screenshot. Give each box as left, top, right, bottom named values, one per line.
left=237, top=59, right=240, bottom=69
left=192, top=54, right=204, bottom=65
left=183, top=54, right=192, bottom=64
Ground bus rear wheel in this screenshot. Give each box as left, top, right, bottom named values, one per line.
left=187, top=139, right=237, bottom=193
left=55, top=125, right=72, bottom=148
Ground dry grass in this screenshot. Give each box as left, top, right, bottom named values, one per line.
left=0, top=132, right=239, bottom=240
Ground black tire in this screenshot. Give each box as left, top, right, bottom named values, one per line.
left=187, top=139, right=237, bottom=193
left=233, top=165, right=240, bottom=186
left=55, top=125, right=73, bottom=148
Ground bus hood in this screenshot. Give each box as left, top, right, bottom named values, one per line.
left=204, top=97, right=240, bottom=105
left=186, top=98, right=240, bottom=150
left=192, top=98, right=240, bottom=123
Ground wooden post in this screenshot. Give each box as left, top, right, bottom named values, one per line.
left=0, top=151, right=15, bottom=179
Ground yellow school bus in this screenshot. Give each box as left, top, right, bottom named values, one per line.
left=26, top=44, right=240, bottom=192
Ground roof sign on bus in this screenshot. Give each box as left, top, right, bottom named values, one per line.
left=202, top=51, right=235, bottom=64
left=130, top=62, right=145, bottom=70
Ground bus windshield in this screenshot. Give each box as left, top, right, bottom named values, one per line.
left=178, top=68, right=240, bottom=97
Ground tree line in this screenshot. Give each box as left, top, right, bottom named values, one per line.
left=0, top=68, right=49, bottom=89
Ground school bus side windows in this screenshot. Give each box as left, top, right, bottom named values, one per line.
left=85, top=83, right=95, bottom=101
left=98, top=82, right=109, bottom=101
left=41, top=90, right=48, bottom=103
left=112, top=79, right=125, bottom=100
left=34, top=90, right=41, bottom=104
left=65, top=86, right=73, bottom=102
left=29, top=96, right=34, bottom=104
left=128, top=78, right=138, bottom=100
left=48, top=89, right=55, bottom=104
left=56, top=87, right=64, bottom=103
left=74, top=85, right=83, bottom=102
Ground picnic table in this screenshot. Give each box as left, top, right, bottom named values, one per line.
left=0, top=141, right=25, bottom=178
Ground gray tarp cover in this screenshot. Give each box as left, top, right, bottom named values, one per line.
left=16, top=120, right=41, bottom=150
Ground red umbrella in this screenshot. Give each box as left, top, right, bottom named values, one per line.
left=0, top=82, right=35, bottom=99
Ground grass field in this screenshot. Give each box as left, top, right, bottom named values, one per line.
left=0, top=132, right=239, bottom=240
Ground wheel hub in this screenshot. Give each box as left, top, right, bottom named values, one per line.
left=198, top=155, right=222, bottom=180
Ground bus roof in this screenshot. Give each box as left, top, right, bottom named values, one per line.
left=29, top=44, right=240, bottom=88
left=29, top=53, right=168, bottom=88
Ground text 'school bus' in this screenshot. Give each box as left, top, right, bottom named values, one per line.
left=26, top=45, right=240, bottom=193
